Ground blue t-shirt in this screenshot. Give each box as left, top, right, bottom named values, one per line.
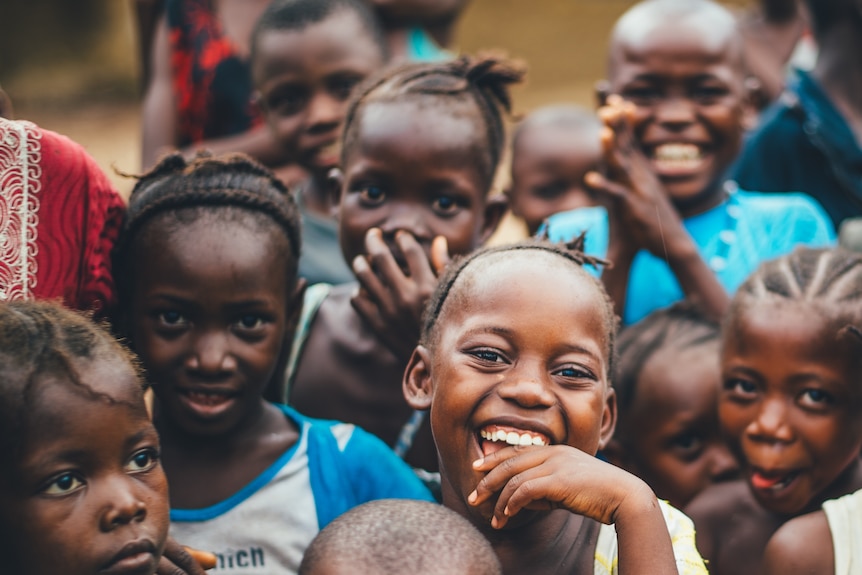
left=543, top=187, right=836, bottom=325
left=169, top=405, right=434, bottom=573
left=732, top=70, right=862, bottom=228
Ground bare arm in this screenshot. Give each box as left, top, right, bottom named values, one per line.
left=763, top=511, right=834, bottom=575
left=141, top=13, right=177, bottom=169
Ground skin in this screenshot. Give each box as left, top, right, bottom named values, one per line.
left=594, top=1, right=754, bottom=322
left=607, top=342, right=739, bottom=509
left=289, top=99, right=504, bottom=472
left=140, top=0, right=284, bottom=170
left=404, top=252, right=679, bottom=575
left=686, top=302, right=862, bottom=575
left=509, top=112, right=601, bottom=235
left=252, top=9, right=387, bottom=217
left=0, top=357, right=170, bottom=575
left=762, top=509, right=834, bottom=575
left=129, top=215, right=302, bottom=509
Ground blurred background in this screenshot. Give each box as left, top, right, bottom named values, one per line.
left=0, top=0, right=751, bottom=196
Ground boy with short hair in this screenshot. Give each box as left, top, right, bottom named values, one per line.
left=545, top=0, right=835, bottom=326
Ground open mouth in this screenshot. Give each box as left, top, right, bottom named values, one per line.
left=478, top=425, right=550, bottom=457
left=313, top=141, right=341, bottom=167
left=649, top=143, right=709, bottom=175
left=750, top=468, right=801, bottom=493
left=178, top=388, right=239, bottom=417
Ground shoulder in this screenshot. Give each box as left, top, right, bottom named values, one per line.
left=733, top=190, right=835, bottom=243
left=763, top=510, right=833, bottom=575
left=684, top=481, right=753, bottom=549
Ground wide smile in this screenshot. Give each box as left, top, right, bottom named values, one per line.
left=748, top=466, right=803, bottom=497
left=101, top=539, right=158, bottom=575
left=308, top=140, right=341, bottom=169
left=647, top=142, right=712, bottom=179
left=177, top=387, right=240, bottom=419
left=477, top=424, right=552, bottom=457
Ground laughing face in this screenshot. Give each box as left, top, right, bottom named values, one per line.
left=252, top=9, right=386, bottom=180
left=405, top=251, right=616, bottom=527
left=720, top=302, right=862, bottom=515
left=129, top=213, right=293, bottom=439
left=607, top=8, right=750, bottom=216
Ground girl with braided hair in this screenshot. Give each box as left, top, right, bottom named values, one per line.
left=113, top=152, right=432, bottom=575
left=0, top=300, right=212, bottom=575
left=687, top=247, right=862, bottom=575
left=403, top=237, right=708, bottom=574
left=287, top=55, right=515, bottom=474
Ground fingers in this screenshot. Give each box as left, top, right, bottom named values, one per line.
left=583, top=171, right=631, bottom=201
left=430, top=235, right=450, bottom=275
left=396, top=230, right=437, bottom=285
left=184, top=548, right=217, bottom=571
left=157, top=538, right=208, bottom=575
left=468, top=447, right=548, bottom=507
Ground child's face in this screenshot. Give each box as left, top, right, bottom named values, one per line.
left=720, top=303, right=862, bottom=515
left=338, top=100, right=497, bottom=269
left=253, top=10, right=385, bottom=179
left=607, top=17, right=749, bottom=214
left=407, top=253, right=615, bottom=525
left=0, top=358, right=169, bottom=575
left=510, top=124, right=600, bottom=235
left=130, top=217, right=295, bottom=437
left=619, top=341, right=738, bottom=509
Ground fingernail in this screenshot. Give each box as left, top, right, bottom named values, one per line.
left=472, top=457, right=484, bottom=468
left=352, top=255, right=366, bottom=271
left=491, top=516, right=499, bottom=529
left=503, top=505, right=510, bottom=517
left=468, top=490, right=478, bottom=504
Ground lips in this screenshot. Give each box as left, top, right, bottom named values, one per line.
left=749, top=468, right=801, bottom=493
left=101, top=539, right=158, bottom=574
left=477, top=424, right=551, bottom=457
left=647, top=142, right=711, bottom=177
left=177, top=387, right=239, bottom=419
left=310, top=140, right=341, bottom=169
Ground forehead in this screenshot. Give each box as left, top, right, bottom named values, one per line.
left=252, top=9, right=383, bottom=83
left=513, top=122, right=601, bottom=167
left=609, top=5, right=742, bottom=83
left=636, top=341, right=720, bottom=414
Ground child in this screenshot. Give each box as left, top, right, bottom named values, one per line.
left=113, top=152, right=433, bottom=574
left=733, top=0, right=862, bottom=228
left=0, top=300, right=171, bottom=575
left=509, top=105, right=601, bottom=236
left=287, top=56, right=513, bottom=472
left=762, top=487, right=862, bottom=575
left=604, top=303, right=739, bottom=510
left=299, top=499, right=502, bottom=575
left=686, top=247, right=862, bottom=575
left=250, top=0, right=390, bottom=286
left=403, top=238, right=708, bottom=575
left=544, top=0, right=835, bottom=326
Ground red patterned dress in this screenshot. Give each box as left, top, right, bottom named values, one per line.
left=0, top=118, right=125, bottom=316
left=167, top=0, right=261, bottom=147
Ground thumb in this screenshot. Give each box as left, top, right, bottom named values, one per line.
left=584, top=171, right=629, bottom=200
left=431, top=236, right=451, bottom=275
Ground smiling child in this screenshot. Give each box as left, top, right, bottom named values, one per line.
left=544, top=0, right=835, bottom=325
left=686, top=247, right=862, bottom=575
left=403, top=239, right=708, bottom=575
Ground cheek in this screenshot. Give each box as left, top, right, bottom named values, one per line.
left=718, top=400, right=751, bottom=440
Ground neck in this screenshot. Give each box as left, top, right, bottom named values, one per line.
left=812, top=23, right=862, bottom=126
left=806, top=457, right=862, bottom=515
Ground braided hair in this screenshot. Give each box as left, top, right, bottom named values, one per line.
left=421, top=236, right=618, bottom=373
left=113, top=152, right=302, bottom=310
left=729, top=247, right=862, bottom=351
left=0, top=300, right=142, bottom=474
left=342, top=54, right=525, bottom=191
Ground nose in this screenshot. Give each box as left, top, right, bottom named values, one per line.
left=99, top=476, right=147, bottom=532
left=306, top=92, right=341, bottom=134
left=378, top=203, right=431, bottom=240
left=746, top=396, right=794, bottom=444
left=654, top=96, right=696, bottom=129
left=708, top=443, right=740, bottom=483
left=497, top=364, right=556, bottom=409
left=186, top=330, right=237, bottom=376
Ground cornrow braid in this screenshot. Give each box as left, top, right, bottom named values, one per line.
left=614, top=302, right=719, bottom=415
left=730, top=246, right=862, bottom=345
left=421, top=236, right=618, bottom=372
left=0, top=300, right=142, bottom=470
left=342, top=54, right=526, bottom=189
left=113, top=152, right=302, bottom=306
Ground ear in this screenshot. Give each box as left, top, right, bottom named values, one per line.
left=597, top=386, right=618, bottom=451
left=479, top=194, right=508, bottom=245
left=594, top=80, right=612, bottom=109
left=327, top=167, right=345, bottom=218
left=403, top=345, right=434, bottom=410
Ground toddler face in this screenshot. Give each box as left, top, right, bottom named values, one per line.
left=338, top=100, right=495, bottom=269
left=607, top=15, right=749, bottom=215
left=0, top=358, right=169, bottom=575
left=619, top=341, right=738, bottom=508
left=720, top=302, right=862, bottom=515
left=412, top=253, right=615, bottom=526
left=130, top=217, right=294, bottom=438
left=510, top=122, right=600, bottom=235
left=253, top=9, right=386, bottom=178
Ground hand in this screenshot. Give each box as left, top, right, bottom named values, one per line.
left=467, top=445, right=652, bottom=529
left=156, top=538, right=211, bottom=574
left=350, top=228, right=450, bottom=360
left=586, top=95, right=687, bottom=260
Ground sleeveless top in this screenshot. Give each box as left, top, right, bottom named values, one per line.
left=823, top=488, right=862, bottom=575
left=167, top=0, right=261, bottom=147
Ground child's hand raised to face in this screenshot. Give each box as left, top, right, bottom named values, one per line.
left=351, top=228, right=451, bottom=360
left=468, top=444, right=658, bottom=530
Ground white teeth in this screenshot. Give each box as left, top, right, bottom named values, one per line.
left=519, top=433, right=533, bottom=446
left=506, top=432, right=520, bottom=445
left=532, top=436, right=546, bottom=446
left=654, top=143, right=702, bottom=161
left=497, top=430, right=508, bottom=441
left=480, top=427, right=549, bottom=447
